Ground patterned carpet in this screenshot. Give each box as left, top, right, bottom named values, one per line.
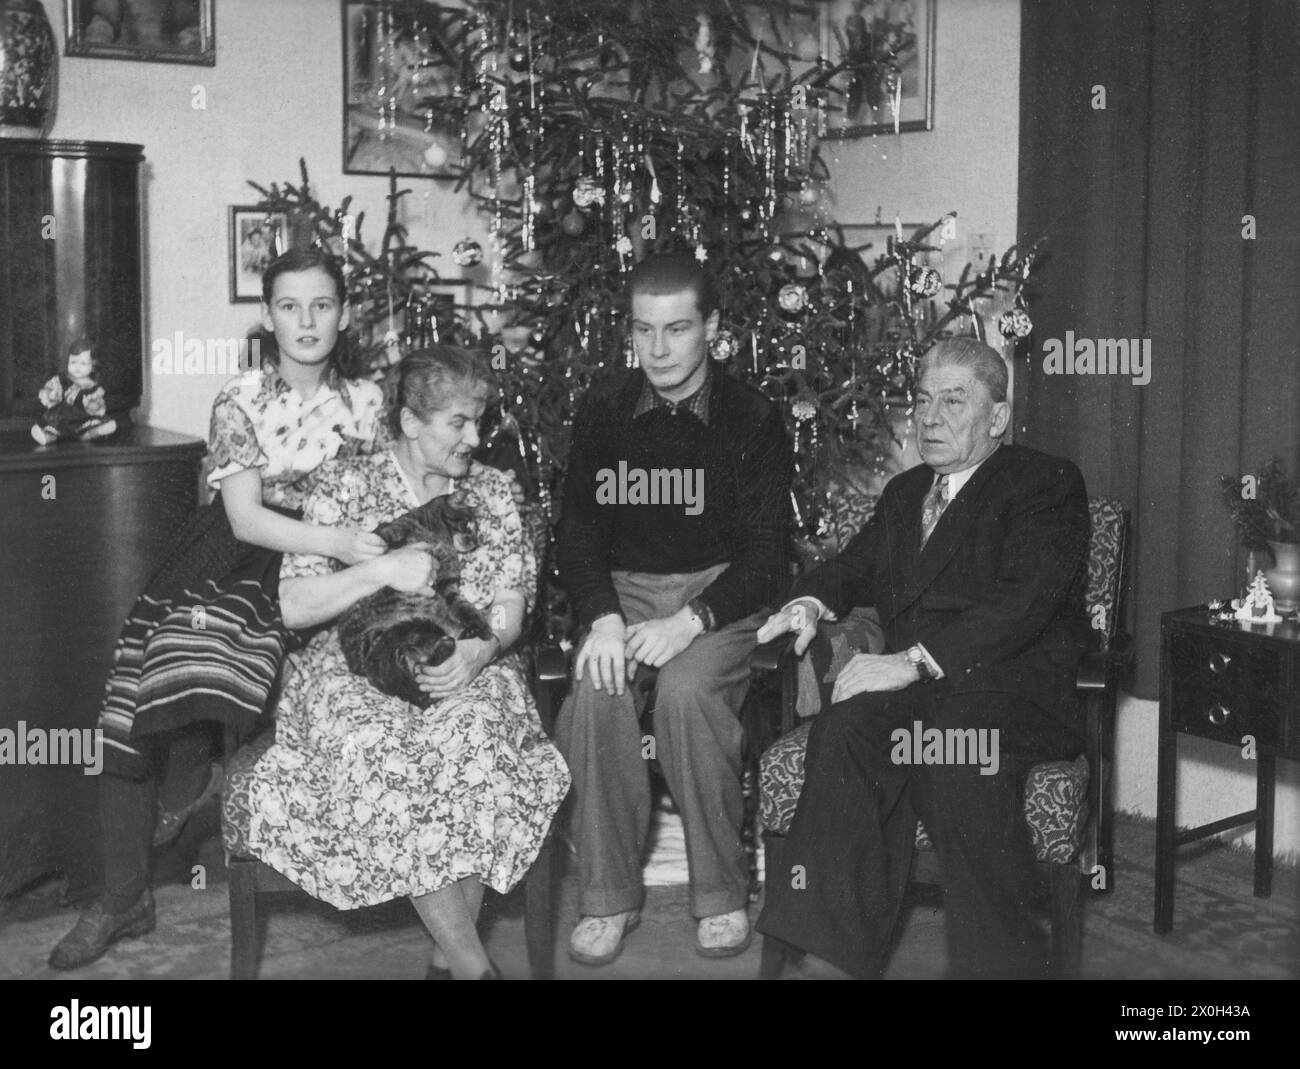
left=0, top=810, right=1294, bottom=980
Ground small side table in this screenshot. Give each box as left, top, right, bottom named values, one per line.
left=1154, top=605, right=1300, bottom=932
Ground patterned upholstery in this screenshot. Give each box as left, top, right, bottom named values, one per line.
left=828, top=490, right=879, bottom=555
left=758, top=721, right=1088, bottom=862
left=1085, top=496, right=1125, bottom=651
left=221, top=729, right=277, bottom=858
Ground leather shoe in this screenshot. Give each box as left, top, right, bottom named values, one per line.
left=568, top=910, right=640, bottom=966
left=154, top=763, right=224, bottom=847
left=49, top=891, right=155, bottom=970
left=696, top=908, right=752, bottom=958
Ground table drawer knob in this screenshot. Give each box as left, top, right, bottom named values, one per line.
left=1208, top=651, right=1232, bottom=674
left=1207, top=703, right=1230, bottom=726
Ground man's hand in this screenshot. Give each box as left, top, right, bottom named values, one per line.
left=756, top=597, right=822, bottom=656
left=625, top=608, right=700, bottom=670
left=416, top=637, right=493, bottom=701
left=830, top=651, right=918, bottom=704
left=574, top=614, right=629, bottom=696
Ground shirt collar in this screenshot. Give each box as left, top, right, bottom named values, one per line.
left=633, top=364, right=712, bottom=426
left=259, top=358, right=344, bottom=404
left=935, top=444, right=1001, bottom=498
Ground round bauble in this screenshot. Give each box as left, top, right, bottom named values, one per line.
left=509, top=49, right=529, bottom=73
left=423, top=141, right=450, bottom=170
left=561, top=209, right=586, bottom=236
left=777, top=283, right=808, bottom=314
left=998, top=308, right=1034, bottom=339
left=908, top=266, right=943, bottom=298
left=711, top=329, right=739, bottom=363
left=572, top=176, right=604, bottom=210
left=452, top=238, right=484, bottom=267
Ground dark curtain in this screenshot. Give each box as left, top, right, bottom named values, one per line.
left=1017, top=0, right=1300, bottom=697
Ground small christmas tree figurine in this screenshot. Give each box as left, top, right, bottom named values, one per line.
left=1233, top=571, right=1282, bottom=622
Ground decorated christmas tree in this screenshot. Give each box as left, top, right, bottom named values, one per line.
left=250, top=0, right=1042, bottom=604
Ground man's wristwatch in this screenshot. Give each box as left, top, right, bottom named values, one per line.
left=906, top=645, right=934, bottom=681
left=686, top=597, right=715, bottom=634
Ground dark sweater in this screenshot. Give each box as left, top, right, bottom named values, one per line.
left=557, top=368, right=794, bottom=629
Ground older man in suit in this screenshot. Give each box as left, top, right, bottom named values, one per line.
left=755, top=336, right=1090, bottom=980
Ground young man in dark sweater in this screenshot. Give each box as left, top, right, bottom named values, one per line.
left=555, top=251, right=793, bottom=966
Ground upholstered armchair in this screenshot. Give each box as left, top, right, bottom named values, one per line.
left=752, top=495, right=1130, bottom=979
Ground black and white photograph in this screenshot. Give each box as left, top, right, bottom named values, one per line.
left=0, top=0, right=1296, bottom=1037
left=63, top=0, right=215, bottom=66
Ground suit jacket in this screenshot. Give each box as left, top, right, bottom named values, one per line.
left=791, top=443, right=1090, bottom=720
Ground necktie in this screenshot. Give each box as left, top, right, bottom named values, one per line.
left=920, top=474, right=950, bottom=548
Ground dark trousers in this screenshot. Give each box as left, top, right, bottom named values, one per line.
left=756, top=685, right=1079, bottom=979
left=99, top=723, right=217, bottom=910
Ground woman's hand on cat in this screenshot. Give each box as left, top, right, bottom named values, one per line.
left=415, top=638, right=491, bottom=699
left=333, top=526, right=389, bottom=566
left=364, top=542, right=435, bottom=593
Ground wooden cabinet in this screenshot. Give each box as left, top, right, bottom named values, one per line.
left=0, top=407, right=204, bottom=899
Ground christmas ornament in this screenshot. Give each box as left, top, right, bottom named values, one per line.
left=908, top=266, right=943, bottom=298
left=452, top=238, right=484, bottom=267
left=764, top=244, right=786, bottom=267
left=509, top=49, right=529, bottom=73
left=799, top=183, right=820, bottom=206
left=695, top=14, right=715, bottom=74
left=777, top=283, right=808, bottom=314
left=738, top=203, right=759, bottom=228
left=791, top=400, right=817, bottom=422
left=423, top=141, right=450, bottom=170
left=529, top=327, right=547, bottom=348
left=572, top=176, right=604, bottom=210
left=997, top=308, right=1033, bottom=339
left=561, top=209, right=586, bottom=236
left=711, top=329, right=739, bottom=363
left=694, top=245, right=708, bottom=263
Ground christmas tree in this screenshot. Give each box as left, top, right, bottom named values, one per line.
left=251, top=0, right=1042, bottom=593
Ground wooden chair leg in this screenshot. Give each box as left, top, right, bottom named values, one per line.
left=1048, top=862, right=1083, bottom=980
left=524, top=828, right=557, bottom=980
left=758, top=832, right=787, bottom=979
left=228, top=859, right=260, bottom=980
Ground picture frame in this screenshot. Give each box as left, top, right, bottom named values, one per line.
left=341, top=0, right=467, bottom=180
left=229, top=206, right=291, bottom=304
left=64, top=0, right=215, bottom=66
left=816, top=0, right=936, bottom=139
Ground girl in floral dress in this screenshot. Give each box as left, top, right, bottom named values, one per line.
left=233, top=346, right=570, bottom=980
left=51, top=248, right=389, bottom=970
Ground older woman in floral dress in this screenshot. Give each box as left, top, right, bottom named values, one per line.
left=232, top=346, right=569, bottom=979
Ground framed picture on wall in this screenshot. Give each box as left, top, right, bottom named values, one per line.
left=64, top=0, right=216, bottom=66
left=341, top=0, right=468, bottom=179
left=817, top=0, right=936, bottom=139
left=229, top=207, right=291, bottom=304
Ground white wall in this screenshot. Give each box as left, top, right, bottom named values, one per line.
left=45, top=0, right=488, bottom=439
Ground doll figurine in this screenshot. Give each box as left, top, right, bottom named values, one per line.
left=31, top=337, right=117, bottom=445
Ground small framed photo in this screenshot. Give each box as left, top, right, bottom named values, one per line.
left=342, top=0, right=468, bottom=179
left=64, top=0, right=216, bottom=66
left=229, top=207, right=290, bottom=304
left=818, top=0, right=936, bottom=139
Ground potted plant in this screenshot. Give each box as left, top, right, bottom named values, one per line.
left=1220, top=457, right=1300, bottom=612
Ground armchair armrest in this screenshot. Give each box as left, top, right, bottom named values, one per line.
left=534, top=642, right=570, bottom=685
left=751, top=632, right=798, bottom=676
left=1075, top=632, right=1132, bottom=692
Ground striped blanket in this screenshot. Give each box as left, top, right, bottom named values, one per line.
left=98, top=502, right=296, bottom=778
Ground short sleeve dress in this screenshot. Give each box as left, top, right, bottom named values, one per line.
left=231, top=454, right=570, bottom=908
left=97, top=363, right=386, bottom=777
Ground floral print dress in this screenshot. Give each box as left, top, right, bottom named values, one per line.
left=238, top=453, right=571, bottom=909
